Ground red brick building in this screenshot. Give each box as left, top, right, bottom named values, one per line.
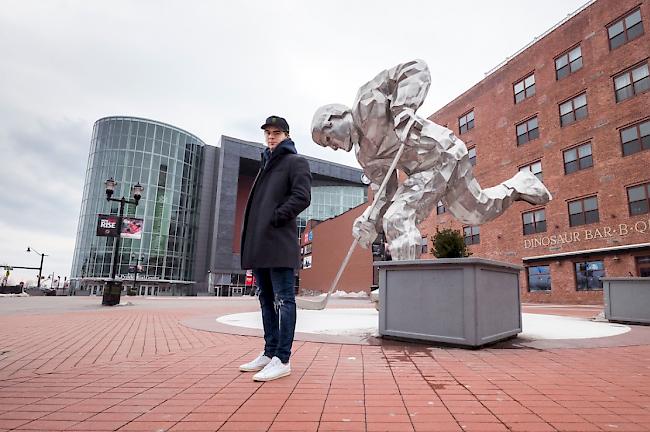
left=423, top=0, right=650, bottom=303
left=300, top=0, right=650, bottom=304
left=299, top=205, right=373, bottom=295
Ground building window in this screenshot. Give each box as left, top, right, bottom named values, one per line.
left=514, top=74, right=536, bottom=103
left=575, top=261, right=605, bottom=291
left=463, top=226, right=480, bottom=245
left=516, top=116, right=539, bottom=145
left=523, top=209, right=546, bottom=235
left=636, top=256, right=650, bottom=277
left=459, top=110, right=475, bottom=134
left=420, top=236, right=428, bottom=255
left=563, top=142, right=593, bottom=174
left=555, top=46, right=582, bottom=80
left=468, top=147, right=476, bottom=166
left=527, top=265, right=551, bottom=292
left=627, top=182, right=650, bottom=216
left=608, top=8, right=644, bottom=50
left=299, top=185, right=367, bottom=233
left=614, top=62, right=649, bottom=102
left=568, top=196, right=599, bottom=227
left=436, top=201, right=446, bottom=215
left=559, top=93, right=588, bottom=126
left=621, top=120, right=650, bottom=156
left=519, top=160, right=543, bottom=181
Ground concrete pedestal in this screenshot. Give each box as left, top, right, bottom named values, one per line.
left=603, top=277, right=650, bottom=325
left=377, top=258, right=522, bottom=347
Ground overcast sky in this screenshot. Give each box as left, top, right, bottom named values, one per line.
left=0, top=0, right=589, bottom=285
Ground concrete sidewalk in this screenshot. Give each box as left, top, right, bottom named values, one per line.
left=0, top=296, right=649, bottom=431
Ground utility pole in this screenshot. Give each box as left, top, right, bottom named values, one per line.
left=8, top=248, right=49, bottom=288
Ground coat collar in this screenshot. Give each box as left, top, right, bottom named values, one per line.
left=261, top=138, right=297, bottom=169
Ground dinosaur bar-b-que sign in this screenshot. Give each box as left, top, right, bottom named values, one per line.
left=523, top=218, right=650, bottom=249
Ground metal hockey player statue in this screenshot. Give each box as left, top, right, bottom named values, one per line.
left=312, top=59, right=551, bottom=261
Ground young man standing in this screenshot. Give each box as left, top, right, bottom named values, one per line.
left=239, top=116, right=312, bottom=381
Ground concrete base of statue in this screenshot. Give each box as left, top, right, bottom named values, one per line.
left=376, top=258, right=522, bottom=348
left=603, top=277, right=650, bottom=325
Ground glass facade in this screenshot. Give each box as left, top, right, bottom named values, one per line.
left=70, top=117, right=204, bottom=288
left=297, top=185, right=367, bottom=232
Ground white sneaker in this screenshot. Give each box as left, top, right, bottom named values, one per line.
left=253, top=356, right=291, bottom=381
left=239, top=352, right=272, bottom=372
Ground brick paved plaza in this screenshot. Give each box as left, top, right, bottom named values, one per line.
left=0, top=296, right=649, bottom=432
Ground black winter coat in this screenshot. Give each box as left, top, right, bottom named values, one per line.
left=240, top=138, right=312, bottom=269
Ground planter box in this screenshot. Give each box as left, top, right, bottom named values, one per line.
left=602, top=277, right=650, bottom=325
left=377, top=258, right=522, bottom=347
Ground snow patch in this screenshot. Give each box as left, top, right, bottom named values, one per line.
left=217, top=309, right=631, bottom=341
left=310, top=290, right=369, bottom=298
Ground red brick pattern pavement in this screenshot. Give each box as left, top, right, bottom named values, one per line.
left=0, top=298, right=649, bottom=431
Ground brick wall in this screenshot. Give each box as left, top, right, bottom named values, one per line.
left=424, top=0, right=650, bottom=303
left=299, top=205, right=373, bottom=294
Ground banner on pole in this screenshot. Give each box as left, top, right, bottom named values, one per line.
left=121, top=218, right=144, bottom=239
left=97, top=214, right=119, bottom=237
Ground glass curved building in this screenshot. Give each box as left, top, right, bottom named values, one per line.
left=70, top=117, right=204, bottom=295
left=70, top=122, right=366, bottom=296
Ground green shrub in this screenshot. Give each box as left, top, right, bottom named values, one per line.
left=431, top=228, right=472, bottom=258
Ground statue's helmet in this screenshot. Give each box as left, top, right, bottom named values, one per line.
left=311, top=104, right=353, bottom=152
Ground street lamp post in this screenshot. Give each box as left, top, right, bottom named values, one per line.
left=26, top=247, right=47, bottom=288
left=103, top=177, right=143, bottom=306
left=130, top=254, right=146, bottom=295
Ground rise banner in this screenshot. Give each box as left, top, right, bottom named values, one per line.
left=96, top=214, right=119, bottom=237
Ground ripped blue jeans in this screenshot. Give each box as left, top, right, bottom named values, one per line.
left=253, top=268, right=296, bottom=364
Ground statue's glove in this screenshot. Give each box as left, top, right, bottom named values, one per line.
left=393, top=108, right=422, bottom=144
left=352, top=215, right=378, bottom=249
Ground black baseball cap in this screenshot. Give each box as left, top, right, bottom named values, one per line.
left=261, top=115, right=289, bottom=132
